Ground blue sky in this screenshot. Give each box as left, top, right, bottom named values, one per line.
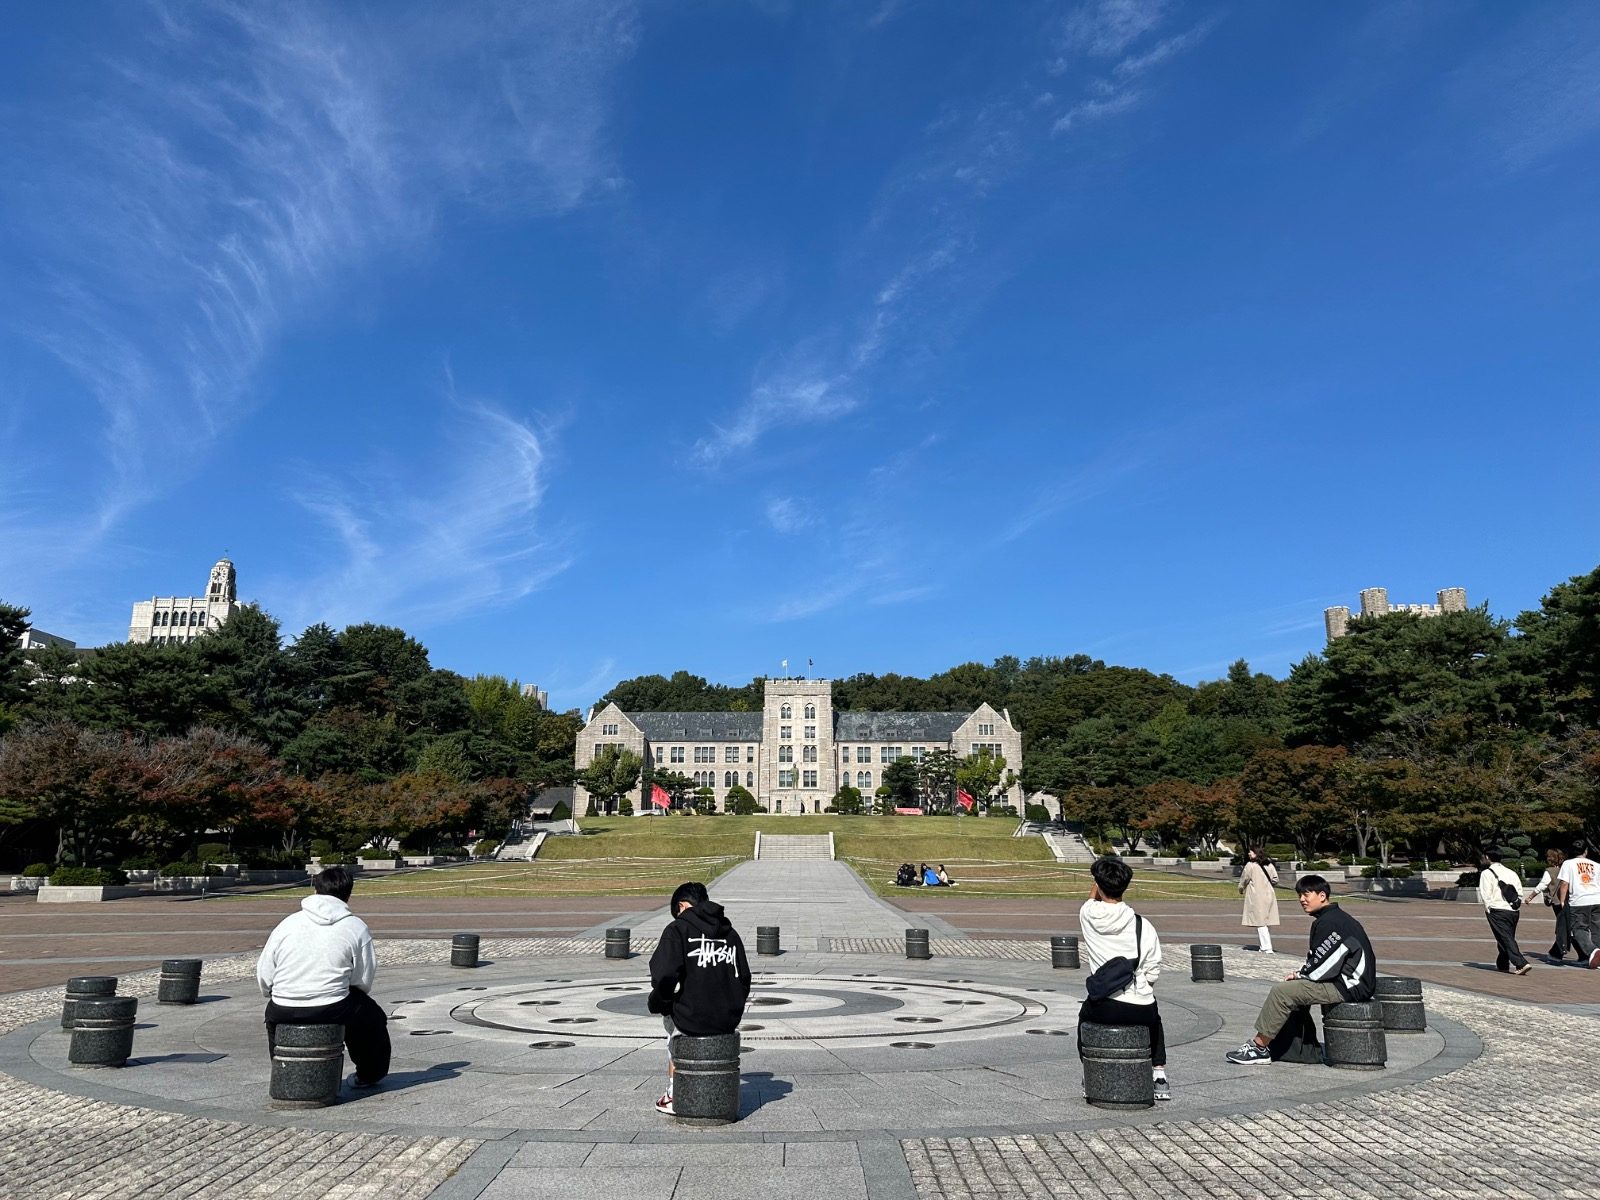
left=3, top=1, right=1598, bottom=712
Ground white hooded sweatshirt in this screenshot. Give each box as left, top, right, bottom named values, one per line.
left=1078, top=899, right=1163, bottom=1005
left=256, top=895, right=377, bottom=1007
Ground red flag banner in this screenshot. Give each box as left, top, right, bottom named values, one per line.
left=956, top=789, right=975, bottom=811
left=650, top=784, right=671, bottom=810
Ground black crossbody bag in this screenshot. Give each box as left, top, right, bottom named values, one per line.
left=1084, top=915, right=1143, bottom=1002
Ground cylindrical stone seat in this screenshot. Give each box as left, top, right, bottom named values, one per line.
left=605, top=928, right=631, bottom=959
left=1051, top=935, right=1080, bottom=969
left=1374, top=976, right=1426, bottom=1033
left=905, top=928, right=931, bottom=960
left=1079, top=1021, right=1154, bottom=1109
left=61, top=976, right=118, bottom=1030
left=671, top=1032, right=741, bottom=1125
left=158, top=959, right=202, bottom=1005
left=1321, top=1001, right=1387, bottom=1070
left=1191, top=944, right=1224, bottom=982
left=270, top=1023, right=345, bottom=1108
left=68, top=996, right=137, bottom=1068
left=451, top=934, right=480, bottom=968
left=756, top=926, right=780, bottom=956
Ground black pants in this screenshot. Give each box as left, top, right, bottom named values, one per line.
left=265, top=991, right=391, bottom=1084
left=1078, top=996, right=1166, bottom=1068
left=1570, top=904, right=1600, bottom=961
left=1487, top=908, right=1527, bottom=972
left=1550, top=904, right=1571, bottom=957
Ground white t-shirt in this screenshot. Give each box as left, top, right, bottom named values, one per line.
left=1558, top=856, right=1600, bottom=908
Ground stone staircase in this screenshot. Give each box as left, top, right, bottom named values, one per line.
left=755, top=833, right=834, bottom=861
left=1043, top=830, right=1095, bottom=863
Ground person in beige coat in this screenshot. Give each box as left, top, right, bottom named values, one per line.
left=1240, top=848, right=1281, bottom=952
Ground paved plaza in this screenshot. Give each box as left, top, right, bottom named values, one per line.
left=0, top=860, right=1595, bottom=1198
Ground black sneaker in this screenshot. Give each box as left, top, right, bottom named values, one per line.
left=1225, top=1041, right=1271, bottom=1065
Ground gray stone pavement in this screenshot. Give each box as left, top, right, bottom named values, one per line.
left=0, top=858, right=1591, bottom=1199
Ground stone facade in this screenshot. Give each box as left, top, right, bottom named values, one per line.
left=128, top=558, right=241, bottom=646
left=1325, top=585, right=1466, bottom=642
left=574, top=678, right=1023, bottom=815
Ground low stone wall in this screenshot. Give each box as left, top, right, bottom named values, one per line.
left=36, top=885, right=145, bottom=903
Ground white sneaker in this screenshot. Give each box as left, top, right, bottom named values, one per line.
left=1152, top=1075, right=1171, bottom=1101
left=654, top=1092, right=674, bottom=1115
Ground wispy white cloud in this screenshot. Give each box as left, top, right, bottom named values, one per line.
left=1057, top=0, right=1169, bottom=61
left=1051, top=11, right=1216, bottom=135
left=765, top=496, right=818, bottom=535
left=0, top=0, right=638, bottom=599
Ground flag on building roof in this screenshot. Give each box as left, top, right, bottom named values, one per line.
left=650, top=784, right=671, bottom=810
left=956, top=789, right=975, bottom=812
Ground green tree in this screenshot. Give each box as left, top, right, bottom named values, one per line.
left=0, top=602, right=31, bottom=730
left=831, top=785, right=863, bottom=815
left=881, top=757, right=921, bottom=808
left=1238, top=745, right=1348, bottom=860
left=724, top=784, right=761, bottom=815
left=579, top=746, right=643, bottom=815
left=955, top=749, right=1007, bottom=810
left=916, top=749, right=958, bottom=811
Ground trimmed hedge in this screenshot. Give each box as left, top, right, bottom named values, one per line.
left=161, top=861, right=219, bottom=877
left=22, top=862, right=52, bottom=878
left=472, top=839, right=500, bottom=858
left=49, top=866, right=126, bottom=886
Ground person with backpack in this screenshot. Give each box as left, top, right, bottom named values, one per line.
left=1077, top=856, right=1169, bottom=1101
left=1239, top=848, right=1280, bottom=953
left=1478, top=850, right=1532, bottom=975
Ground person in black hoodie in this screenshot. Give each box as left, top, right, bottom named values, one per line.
left=646, top=881, right=751, bottom=1114
left=1225, top=874, right=1377, bottom=1065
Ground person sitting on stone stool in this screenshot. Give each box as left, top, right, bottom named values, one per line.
left=1078, top=856, right=1170, bottom=1101
left=1226, top=874, right=1376, bottom=1065
left=257, top=865, right=390, bottom=1089
left=646, top=881, right=751, bottom=1115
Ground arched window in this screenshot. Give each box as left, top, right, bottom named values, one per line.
left=858, top=771, right=871, bottom=790
left=724, top=771, right=735, bottom=787
left=780, top=703, right=792, bottom=719
left=804, top=703, right=815, bottom=719
left=746, top=771, right=753, bottom=787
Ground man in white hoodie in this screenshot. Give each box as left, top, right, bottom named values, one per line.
left=1078, top=856, right=1169, bottom=1101
left=257, top=866, right=390, bottom=1087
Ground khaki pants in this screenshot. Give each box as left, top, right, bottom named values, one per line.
left=1254, top=978, right=1345, bottom=1041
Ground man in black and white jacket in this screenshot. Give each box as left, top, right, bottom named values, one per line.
left=1226, top=874, right=1376, bottom=1065
left=646, top=881, right=751, bottom=1114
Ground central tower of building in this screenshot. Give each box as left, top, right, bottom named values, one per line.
left=758, top=678, right=836, bottom=815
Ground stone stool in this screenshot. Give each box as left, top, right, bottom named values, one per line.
left=69, top=996, right=138, bottom=1068
left=605, top=928, right=631, bottom=959
left=158, top=959, right=202, bottom=1005
left=671, top=1032, right=741, bottom=1125
left=270, top=1023, right=345, bottom=1108
left=1079, top=1022, right=1154, bottom=1109
left=1321, top=1001, right=1387, bottom=1070
left=756, top=926, right=781, bottom=956
left=1374, top=976, right=1426, bottom=1033
left=451, top=934, right=480, bottom=968
left=61, top=976, right=117, bottom=1030
left=905, top=928, right=931, bottom=960
left=1191, top=944, right=1224, bottom=981
left=1051, top=935, right=1080, bottom=969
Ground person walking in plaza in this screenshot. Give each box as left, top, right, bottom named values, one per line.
left=1556, top=841, right=1600, bottom=969
left=1078, top=856, right=1170, bottom=1100
left=1477, top=850, right=1532, bottom=974
left=1530, top=849, right=1575, bottom=962
left=1239, top=848, right=1280, bottom=953
left=1225, top=874, right=1376, bottom=1065
left=646, top=881, right=751, bottom=1114
left=256, top=865, right=390, bottom=1088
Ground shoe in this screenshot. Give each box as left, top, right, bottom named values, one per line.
left=1590, top=949, right=1600, bottom=970
left=1152, top=1075, right=1171, bottom=1101
left=654, top=1092, right=674, bottom=1115
left=1514, top=963, right=1533, bottom=975
left=350, top=1075, right=382, bottom=1090
left=1225, top=1041, right=1272, bottom=1065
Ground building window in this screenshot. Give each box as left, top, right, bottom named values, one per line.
left=804, top=703, right=815, bottom=719
left=779, top=769, right=796, bottom=788
left=654, top=746, right=664, bottom=763
left=746, top=746, right=755, bottom=763
left=602, top=723, right=619, bottom=736
left=880, top=746, right=902, bottom=763
left=781, top=703, right=792, bottom=719
left=746, top=771, right=754, bottom=787
left=671, top=746, right=685, bottom=763
left=977, top=722, right=994, bottom=736
left=725, top=746, right=739, bottom=763
left=857, top=770, right=872, bottom=790
left=778, top=745, right=793, bottom=763
left=780, top=725, right=792, bottom=740
left=802, top=770, right=818, bottom=788
left=804, top=725, right=816, bottom=740
left=970, top=743, right=1002, bottom=758
left=842, top=746, right=852, bottom=764
left=912, top=746, right=925, bottom=761
left=802, top=745, right=817, bottom=763
left=694, top=746, right=715, bottom=763
left=724, top=771, right=737, bottom=787
left=858, top=746, right=870, bottom=761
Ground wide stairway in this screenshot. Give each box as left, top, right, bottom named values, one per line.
left=756, top=833, right=833, bottom=860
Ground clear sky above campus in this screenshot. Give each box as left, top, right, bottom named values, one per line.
left=3, top=2, right=1597, bottom=711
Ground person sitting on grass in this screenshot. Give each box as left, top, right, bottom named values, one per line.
left=1225, top=874, right=1376, bottom=1065
left=936, top=864, right=953, bottom=886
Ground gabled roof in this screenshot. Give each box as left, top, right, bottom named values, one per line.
left=834, top=711, right=970, bottom=741
left=627, top=711, right=765, bottom=741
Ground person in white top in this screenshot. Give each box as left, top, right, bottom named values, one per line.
left=257, top=865, right=390, bottom=1088
left=1077, top=856, right=1169, bottom=1101
left=1556, top=840, right=1600, bottom=969
left=1477, top=850, right=1531, bottom=975
left=1527, top=849, right=1576, bottom=962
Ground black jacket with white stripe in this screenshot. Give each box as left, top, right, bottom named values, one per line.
left=1298, top=903, right=1376, bottom=1002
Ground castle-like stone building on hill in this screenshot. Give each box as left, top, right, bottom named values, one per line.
left=128, top=558, right=241, bottom=646
left=575, top=677, right=1023, bottom=815
left=1324, top=585, right=1467, bottom=642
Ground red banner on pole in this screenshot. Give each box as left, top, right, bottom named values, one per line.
left=956, top=789, right=975, bottom=811
left=650, top=784, right=671, bottom=810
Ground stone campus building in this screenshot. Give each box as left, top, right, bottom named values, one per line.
left=128, top=557, right=242, bottom=646
left=575, top=678, right=1023, bottom=815
left=1324, top=585, right=1467, bottom=642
